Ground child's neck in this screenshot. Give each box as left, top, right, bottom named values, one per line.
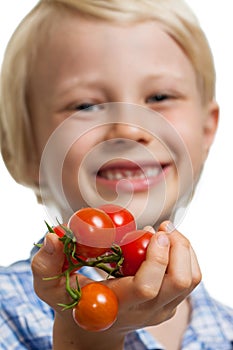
left=146, top=298, right=191, bottom=350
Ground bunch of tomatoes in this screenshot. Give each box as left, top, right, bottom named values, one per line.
left=44, top=204, right=154, bottom=331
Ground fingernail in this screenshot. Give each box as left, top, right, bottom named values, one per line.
left=43, top=235, right=54, bottom=254
left=166, top=221, right=175, bottom=233
left=157, top=233, right=169, bottom=247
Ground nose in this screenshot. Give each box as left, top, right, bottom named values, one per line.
left=106, top=123, right=153, bottom=145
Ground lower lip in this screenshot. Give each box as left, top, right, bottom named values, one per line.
left=95, top=166, right=170, bottom=193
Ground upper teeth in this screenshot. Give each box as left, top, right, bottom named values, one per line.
left=100, top=166, right=161, bottom=180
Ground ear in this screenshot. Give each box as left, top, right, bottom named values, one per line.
left=202, top=100, right=219, bottom=160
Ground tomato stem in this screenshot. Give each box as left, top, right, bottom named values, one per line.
left=65, top=271, right=80, bottom=300
left=44, top=221, right=55, bottom=233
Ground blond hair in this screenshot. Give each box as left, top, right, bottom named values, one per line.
left=0, top=0, right=216, bottom=200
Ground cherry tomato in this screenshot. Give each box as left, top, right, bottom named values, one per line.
left=120, top=230, right=153, bottom=276
left=73, top=282, right=118, bottom=331
left=52, top=224, right=67, bottom=238
left=68, top=208, right=116, bottom=258
left=99, top=204, right=136, bottom=244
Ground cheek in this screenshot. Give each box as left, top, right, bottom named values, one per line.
left=61, top=135, right=94, bottom=183
left=38, top=119, right=109, bottom=216
left=178, top=122, right=205, bottom=180
left=61, top=132, right=102, bottom=210
left=62, top=127, right=102, bottom=170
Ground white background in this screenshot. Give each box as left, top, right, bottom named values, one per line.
left=0, top=1, right=233, bottom=307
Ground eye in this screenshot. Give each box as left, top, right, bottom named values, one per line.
left=74, top=103, right=100, bottom=111
left=146, top=94, right=170, bottom=103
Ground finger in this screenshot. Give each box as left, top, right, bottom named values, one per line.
left=133, top=232, right=170, bottom=297
left=106, top=232, right=170, bottom=306
left=161, top=222, right=201, bottom=289
left=143, top=225, right=156, bottom=233
left=162, top=245, right=202, bottom=311
left=32, top=233, right=65, bottom=281
left=154, top=231, right=201, bottom=306
left=166, top=231, right=201, bottom=292
left=167, top=230, right=192, bottom=286
left=189, top=245, right=202, bottom=286
left=150, top=252, right=200, bottom=326
left=158, top=220, right=175, bottom=233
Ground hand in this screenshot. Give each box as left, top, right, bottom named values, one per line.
left=31, top=222, right=201, bottom=350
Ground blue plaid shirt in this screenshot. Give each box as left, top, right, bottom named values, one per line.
left=1, top=244, right=233, bottom=350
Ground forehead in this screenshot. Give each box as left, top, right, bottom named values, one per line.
left=40, top=15, right=187, bottom=61
left=31, top=13, right=197, bottom=95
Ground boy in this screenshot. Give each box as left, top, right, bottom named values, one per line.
left=1, top=1, right=233, bottom=349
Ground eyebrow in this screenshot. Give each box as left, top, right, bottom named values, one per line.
left=56, top=77, right=106, bottom=97
left=143, top=71, right=189, bottom=83
left=57, top=69, right=191, bottom=99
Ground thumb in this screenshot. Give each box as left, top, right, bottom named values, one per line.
left=32, top=232, right=65, bottom=279
left=31, top=233, right=67, bottom=308
left=31, top=233, right=93, bottom=311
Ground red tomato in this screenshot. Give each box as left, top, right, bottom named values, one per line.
left=73, top=282, right=118, bottom=331
left=52, top=224, right=67, bottom=238
left=68, top=208, right=116, bottom=258
left=99, top=204, right=136, bottom=244
left=120, top=230, right=153, bottom=276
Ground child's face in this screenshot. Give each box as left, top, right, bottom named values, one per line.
left=29, top=14, right=218, bottom=227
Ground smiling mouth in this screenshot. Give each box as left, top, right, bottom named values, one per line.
left=95, top=161, right=169, bottom=191
left=98, top=165, right=161, bottom=180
